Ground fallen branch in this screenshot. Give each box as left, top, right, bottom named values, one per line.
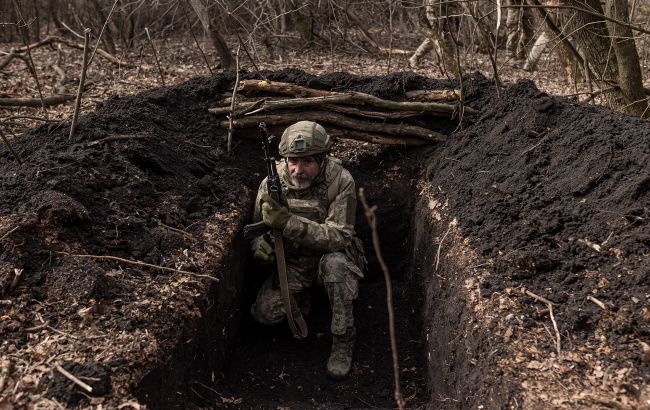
left=55, top=364, right=93, bottom=393
left=327, top=127, right=429, bottom=146
left=0, top=94, right=75, bottom=107
left=577, top=393, right=631, bottom=410
left=587, top=295, right=607, bottom=310
left=229, top=83, right=476, bottom=116
left=10, top=269, right=23, bottom=292
left=0, top=225, right=20, bottom=240
left=405, top=89, right=461, bottom=102
left=237, top=79, right=336, bottom=97
left=59, top=252, right=218, bottom=282
left=0, top=49, right=25, bottom=71
left=10, top=36, right=130, bottom=66
left=358, top=188, right=406, bottom=410
left=218, top=111, right=444, bottom=142
left=69, top=28, right=91, bottom=141
left=84, top=134, right=150, bottom=147
left=319, top=104, right=426, bottom=120
left=435, top=225, right=453, bottom=272
left=522, top=287, right=561, bottom=356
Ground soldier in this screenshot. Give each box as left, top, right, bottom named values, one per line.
left=505, top=0, right=535, bottom=62
left=249, top=121, right=366, bottom=380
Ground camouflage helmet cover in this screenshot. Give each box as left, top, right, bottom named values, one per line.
left=278, top=121, right=331, bottom=157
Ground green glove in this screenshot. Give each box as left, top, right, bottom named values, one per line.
left=253, top=237, right=275, bottom=264
left=261, top=192, right=292, bottom=230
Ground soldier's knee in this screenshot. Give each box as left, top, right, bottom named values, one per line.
left=320, top=252, right=360, bottom=302
left=250, top=289, right=285, bottom=325
left=320, top=252, right=347, bottom=281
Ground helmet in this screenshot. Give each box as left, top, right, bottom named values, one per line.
left=278, top=121, right=331, bottom=157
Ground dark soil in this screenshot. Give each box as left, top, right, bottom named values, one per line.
left=1, top=67, right=649, bottom=409
left=430, top=77, right=650, bottom=356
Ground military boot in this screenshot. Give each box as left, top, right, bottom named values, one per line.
left=326, top=327, right=355, bottom=380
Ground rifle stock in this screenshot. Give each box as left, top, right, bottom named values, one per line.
left=243, top=220, right=268, bottom=239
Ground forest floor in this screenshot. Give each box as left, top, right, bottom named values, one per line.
left=1, top=32, right=650, bottom=410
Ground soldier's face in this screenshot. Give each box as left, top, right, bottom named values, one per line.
left=287, top=156, right=320, bottom=189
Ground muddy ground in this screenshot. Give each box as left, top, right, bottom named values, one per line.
left=0, top=69, right=649, bottom=409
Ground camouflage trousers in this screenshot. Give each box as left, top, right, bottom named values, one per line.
left=251, top=251, right=363, bottom=335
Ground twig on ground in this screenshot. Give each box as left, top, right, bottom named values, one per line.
left=227, top=46, right=241, bottom=155
left=157, top=220, right=195, bottom=241
left=0, top=49, right=25, bottom=71
left=435, top=225, right=453, bottom=272
left=55, top=364, right=93, bottom=393
left=522, top=287, right=561, bottom=357
left=145, top=28, right=165, bottom=86
left=358, top=188, right=405, bottom=410
left=69, top=28, right=91, bottom=141
left=587, top=295, right=607, bottom=310
left=48, top=325, right=79, bottom=339
left=0, top=94, right=75, bottom=108
left=577, top=393, right=631, bottom=410
left=10, top=269, right=23, bottom=291
left=0, top=363, right=10, bottom=393
left=354, top=396, right=374, bottom=408
left=84, top=134, right=149, bottom=147
left=1, top=115, right=59, bottom=123
left=0, top=126, right=23, bottom=165
left=59, top=252, right=218, bottom=282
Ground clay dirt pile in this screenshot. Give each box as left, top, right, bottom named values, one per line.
left=0, top=70, right=648, bottom=409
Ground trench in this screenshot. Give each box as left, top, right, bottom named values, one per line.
left=134, top=143, right=507, bottom=408
left=132, top=139, right=507, bottom=409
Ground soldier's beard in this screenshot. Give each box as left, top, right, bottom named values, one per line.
left=290, top=174, right=314, bottom=189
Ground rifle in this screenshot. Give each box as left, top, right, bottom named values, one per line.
left=246, top=122, right=308, bottom=339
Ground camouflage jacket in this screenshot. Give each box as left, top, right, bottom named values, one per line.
left=252, top=157, right=363, bottom=266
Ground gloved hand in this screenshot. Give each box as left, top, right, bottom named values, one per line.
left=261, top=193, right=292, bottom=230
left=253, top=237, right=275, bottom=264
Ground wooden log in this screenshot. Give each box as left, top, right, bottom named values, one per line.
left=237, top=80, right=336, bottom=97
left=218, top=111, right=445, bottom=142
left=405, top=89, right=461, bottom=101
left=0, top=94, right=74, bottom=107
left=9, top=36, right=130, bottom=67
left=320, top=104, right=425, bottom=120
left=212, top=99, right=426, bottom=120
left=233, top=124, right=430, bottom=146
left=0, top=49, right=25, bottom=71
left=328, top=127, right=430, bottom=145
left=210, top=91, right=476, bottom=117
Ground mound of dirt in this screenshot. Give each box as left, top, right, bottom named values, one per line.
left=421, top=76, right=650, bottom=407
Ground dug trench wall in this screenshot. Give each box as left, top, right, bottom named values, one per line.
left=410, top=79, right=650, bottom=409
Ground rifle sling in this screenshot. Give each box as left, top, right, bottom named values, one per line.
left=273, top=229, right=308, bottom=339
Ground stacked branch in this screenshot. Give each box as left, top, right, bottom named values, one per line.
left=209, top=80, right=476, bottom=146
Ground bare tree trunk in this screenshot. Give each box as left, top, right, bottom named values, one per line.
left=188, top=0, right=235, bottom=70
left=563, top=0, right=623, bottom=108
left=604, top=0, right=648, bottom=115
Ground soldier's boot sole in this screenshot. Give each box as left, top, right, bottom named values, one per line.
left=325, top=327, right=355, bottom=380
